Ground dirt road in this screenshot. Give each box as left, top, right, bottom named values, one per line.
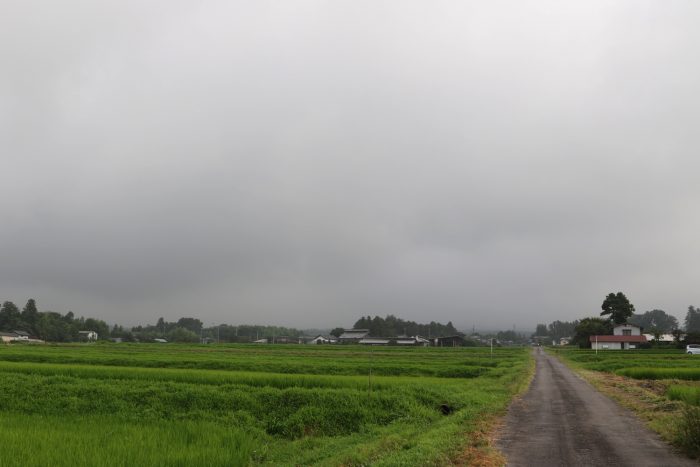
left=497, top=348, right=696, bottom=466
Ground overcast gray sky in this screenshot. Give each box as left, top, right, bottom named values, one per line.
left=2, top=1, right=699, bottom=330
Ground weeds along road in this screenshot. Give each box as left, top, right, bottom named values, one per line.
left=497, top=348, right=695, bottom=467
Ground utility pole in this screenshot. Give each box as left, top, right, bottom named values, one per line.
left=368, top=346, right=373, bottom=399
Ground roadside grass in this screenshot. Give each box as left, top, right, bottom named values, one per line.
left=551, top=347, right=698, bottom=458
left=0, top=343, right=531, bottom=465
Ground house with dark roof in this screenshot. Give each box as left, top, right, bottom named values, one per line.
left=590, top=323, right=646, bottom=350
left=338, top=329, right=369, bottom=343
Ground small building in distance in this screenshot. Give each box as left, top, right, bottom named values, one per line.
left=590, top=323, right=646, bottom=350
left=13, top=330, right=30, bottom=341
left=307, top=335, right=331, bottom=344
left=395, top=336, right=430, bottom=346
left=78, top=330, right=98, bottom=342
left=0, top=332, right=18, bottom=343
left=338, top=329, right=370, bottom=344
left=358, top=338, right=391, bottom=345
left=433, top=335, right=466, bottom=347
left=642, top=333, right=675, bottom=343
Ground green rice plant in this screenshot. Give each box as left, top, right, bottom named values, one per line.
left=0, top=415, right=258, bottom=467
left=616, top=367, right=700, bottom=380
left=0, top=343, right=531, bottom=465
left=667, top=385, right=700, bottom=406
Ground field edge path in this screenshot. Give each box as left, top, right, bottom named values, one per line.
left=495, top=348, right=695, bottom=467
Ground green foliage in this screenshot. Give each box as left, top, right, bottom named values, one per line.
left=547, top=320, right=578, bottom=341
left=352, top=314, right=458, bottom=338
left=600, top=291, right=635, bottom=324
left=0, top=299, right=110, bottom=342
left=20, top=299, right=39, bottom=332
left=685, top=306, right=700, bottom=333
left=167, top=326, right=200, bottom=343
left=667, top=385, right=700, bottom=406
left=628, top=309, right=679, bottom=334
left=675, top=406, right=700, bottom=458
left=572, top=317, right=612, bottom=348
left=0, top=301, right=22, bottom=331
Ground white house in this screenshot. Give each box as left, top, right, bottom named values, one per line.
left=591, top=323, right=646, bottom=350
left=307, top=335, right=330, bottom=344
left=613, top=323, right=642, bottom=336
left=0, top=332, right=18, bottom=343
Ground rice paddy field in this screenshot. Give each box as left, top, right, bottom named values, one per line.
left=551, top=347, right=700, bottom=456
left=550, top=347, right=700, bottom=391
left=0, top=343, right=531, bottom=466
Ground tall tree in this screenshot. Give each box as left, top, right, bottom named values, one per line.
left=176, top=317, right=203, bottom=334
left=573, top=317, right=613, bottom=348
left=685, top=306, right=700, bottom=333
left=628, top=309, right=679, bottom=333
left=0, top=301, right=21, bottom=331
left=547, top=320, right=578, bottom=341
left=600, top=292, right=635, bottom=324
left=21, top=299, right=39, bottom=334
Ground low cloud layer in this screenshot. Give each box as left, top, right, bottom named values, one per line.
left=2, top=1, right=699, bottom=329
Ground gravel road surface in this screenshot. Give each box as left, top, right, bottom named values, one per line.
left=497, top=348, right=696, bottom=466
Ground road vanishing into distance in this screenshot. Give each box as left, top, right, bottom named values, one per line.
left=497, top=348, right=696, bottom=467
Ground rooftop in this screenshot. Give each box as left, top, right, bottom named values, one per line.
left=589, top=335, right=647, bottom=343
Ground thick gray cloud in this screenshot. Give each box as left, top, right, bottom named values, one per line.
left=2, top=1, right=699, bottom=330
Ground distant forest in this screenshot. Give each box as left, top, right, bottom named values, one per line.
left=0, top=299, right=111, bottom=342
left=0, top=299, right=467, bottom=343
left=344, top=315, right=459, bottom=338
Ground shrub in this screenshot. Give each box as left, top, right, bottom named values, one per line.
left=675, top=405, right=700, bottom=458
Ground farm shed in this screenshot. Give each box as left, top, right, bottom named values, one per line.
left=359, top=338, right=391, bottom=345
left=434, top=335, right=466, bottom=347
left=13, top=330, right=30, bottom=340
left=307, top=335, right=330, bottom=344
left=589, top=335, right=647, bottom=350
left=338, top=329, right=370, bottom=343
left=395, top=336, right=430, bottom=346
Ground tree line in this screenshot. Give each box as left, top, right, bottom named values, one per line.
left=0, top=299, right=110, bottom=342
left=341, top=315, right=459, bottom=338
left=0, top=299, right=307, bottom=343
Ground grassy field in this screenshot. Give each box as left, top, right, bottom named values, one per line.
left=0, top=343, right=531, bottom=466
left=551, top=347, right=700, bottom=457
